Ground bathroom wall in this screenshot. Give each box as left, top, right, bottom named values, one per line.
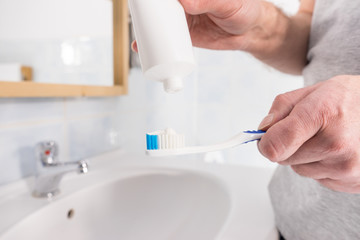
left=0, top=0, right=303, bottom=185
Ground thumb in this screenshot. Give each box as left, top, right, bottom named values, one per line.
left=258, top=100, right=322, bottom=162
left=258, top=85, right=315, bottom=130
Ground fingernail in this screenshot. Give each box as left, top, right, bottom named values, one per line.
left=258, top=113, right=274, bottom=130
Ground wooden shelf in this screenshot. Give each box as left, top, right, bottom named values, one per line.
left=0, top=81, right=127, bottom=97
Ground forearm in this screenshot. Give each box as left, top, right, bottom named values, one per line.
left=244, top=1, right=313, bottom=75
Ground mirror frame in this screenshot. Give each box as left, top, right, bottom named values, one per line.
left=0, top=0, right=129, bottom=98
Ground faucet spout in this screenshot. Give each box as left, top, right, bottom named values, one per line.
left=39, top=160, right=88, bottom=176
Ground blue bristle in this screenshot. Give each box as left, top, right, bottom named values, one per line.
left=146, top=134, right=159, bottom=150
left=153, top=135, right=158, bottom=149
left=151, top=135, right=155, bottom=149
left=146, top=134, right=150, bottom=150
left=150, top=135, right=153, bottom=149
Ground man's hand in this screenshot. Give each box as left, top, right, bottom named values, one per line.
left=258, top=75, right=360, bottom=193
left=131, top=0, right=262, bottom=52
left=179, top=0, right=262, bottom=50
left=131, top=0, right=314, bottom=74
left=179, top=0, right=314, bottom=74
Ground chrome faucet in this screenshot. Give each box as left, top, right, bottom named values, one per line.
left=32, top=141, right=88, bottom=198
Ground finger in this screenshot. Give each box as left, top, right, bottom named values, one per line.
left=131, top=41, right=138, bottom=53
left=291, top=161, right=336, bottom=180
left=258, top=86, right=315, bottom=130
left=258, top=102, right=322, bottom=162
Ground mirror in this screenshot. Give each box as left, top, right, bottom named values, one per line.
left=0, top=0, right=128, bottom=97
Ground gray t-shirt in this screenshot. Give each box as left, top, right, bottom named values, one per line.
left=269, top=1, right=360, bottom=239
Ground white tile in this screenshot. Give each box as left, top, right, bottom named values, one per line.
left=67, top=115, right=121, bottom=161
left=0, top=98, right=64, bottom=126
left=114, top=110, right=148, bottom=153
left=196, top=104, right=232, bottom=145
left=65, top=97, right=118, bottom=119
left=196, top=66, right=232, bottom=105
left=116, top=69, right=148, bottom=112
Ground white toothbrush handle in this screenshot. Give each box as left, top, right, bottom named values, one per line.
left=146, top=131, right=265, bottom=157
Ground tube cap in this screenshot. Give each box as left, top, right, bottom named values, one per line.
left=163, top=77, right=183, bottom=93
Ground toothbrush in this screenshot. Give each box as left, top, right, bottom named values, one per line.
left=146, top=128, right=265, bottom=157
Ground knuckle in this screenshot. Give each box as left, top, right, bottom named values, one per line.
left=273, top=93, right=292, bottom=107
left=317, top=101, right=339, bottom=124
left=281, top=117, right=306, bottom=145
left=293, top=105, right=321, bottom=131
left=339, top=159, right=359, bottom=179
left=327, top=136, right=348, bottom=154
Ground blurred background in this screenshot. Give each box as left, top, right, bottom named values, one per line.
left=0, top=0, right=303, bottom=185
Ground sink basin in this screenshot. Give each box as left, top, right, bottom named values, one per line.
left=2, top=170, right=230, bottom=240
left=0, top=150, right=277, bottom=239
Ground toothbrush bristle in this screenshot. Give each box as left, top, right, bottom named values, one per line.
left=146, top=129, right=185, bottom=151
left=146, top=134, right=159, bottom=150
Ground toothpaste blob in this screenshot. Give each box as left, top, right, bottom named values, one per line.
left=146, top=128, right=185, bottom=150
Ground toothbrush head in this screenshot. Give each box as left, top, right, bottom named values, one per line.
left=146, top=128, right=185, bottom=151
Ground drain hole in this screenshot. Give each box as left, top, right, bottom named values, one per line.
left=67, top=209, right=75, bottom=219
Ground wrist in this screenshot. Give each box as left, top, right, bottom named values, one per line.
left=240, top=1, right=310, bottom=74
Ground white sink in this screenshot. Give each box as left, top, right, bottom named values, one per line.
left=0, top=150, right=277, bottom=239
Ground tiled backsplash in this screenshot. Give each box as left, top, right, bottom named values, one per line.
left=0, top=48, right=303, bottom=186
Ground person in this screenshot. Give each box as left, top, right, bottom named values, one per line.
left=133, top=0, right=360, bottom=239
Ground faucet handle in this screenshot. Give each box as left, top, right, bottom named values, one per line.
left=36, top=141, right=59, bottom=165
